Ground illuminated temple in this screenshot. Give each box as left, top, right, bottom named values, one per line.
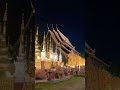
left=35, top=25, right=85, bottom=79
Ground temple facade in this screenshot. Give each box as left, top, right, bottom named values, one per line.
left=35, top=25, right=85, bottom=80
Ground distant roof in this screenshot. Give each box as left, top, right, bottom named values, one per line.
left=57, top=30, right=74, bottom=48
left=43, top=28, right=80, bottom=55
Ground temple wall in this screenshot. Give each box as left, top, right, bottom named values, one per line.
left=86, top=54, right=120, bottom=90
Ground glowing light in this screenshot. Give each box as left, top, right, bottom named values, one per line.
left=50, top=51, right=53, bottom=61
left=41, top=51, right=46, bottom=61
left=59, top=54, right=62, bottom=62
left=37, top=56, right=41, bottom=59
left=54, top=54, right=57, bottom=60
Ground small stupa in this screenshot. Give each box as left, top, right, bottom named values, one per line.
left=0, top=3, right=13, bottom=77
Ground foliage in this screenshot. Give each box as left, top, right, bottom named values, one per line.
left=109, top=63, right=120, bottom=78
left=80, top=53, right=85, bottom=58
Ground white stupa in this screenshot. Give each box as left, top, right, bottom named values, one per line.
left=14, top=13, right=26, bottom=82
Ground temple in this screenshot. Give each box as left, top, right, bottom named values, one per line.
left=35, top=25, right=85, bottom=80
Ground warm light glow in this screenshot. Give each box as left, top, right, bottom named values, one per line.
left=67, top=51, right=85, bottom=67
left=37, top=56, right=41, bottom=59
left=50, top=51, right=53, bottom=61
left=54, top=53, right=58, bottom=61
left=41, top=51, right=46, bottom=61
left=71, top=66, right=75, bottom=68
left=59, top=54, right=62, bottom=62
left=44, top=60, right=52, bottom=69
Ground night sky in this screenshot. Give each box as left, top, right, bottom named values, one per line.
left=87, top=0, right=120, bottom=67
left=1, top=0, right=120, bottom=69
left=35, top=0, right=85, bottom=53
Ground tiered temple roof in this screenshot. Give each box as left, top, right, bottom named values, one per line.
left=85, top=41, right=110, bottom=69
left=42, top=26, right=80, bottom=57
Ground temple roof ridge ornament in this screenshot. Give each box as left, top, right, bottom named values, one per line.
left=52, top=24, right=54, bottom=30
left=30, top=0, right=35, bottom=13
left=3, top=2, right=8, bottom=35
left=42, top=31, right=46, bottom=51
left=21, top=13, right=24, bottom=31
left=85, top=41, right=110, bottom=68
left=85, top=41, right=95, bottom=54
left=36, top=26, right=39, bottom=36
left=3, top=2, right=8, bottom=21
left=56, top=24, right=58, bottom=30
left=47, top=24, right=50, bottom=30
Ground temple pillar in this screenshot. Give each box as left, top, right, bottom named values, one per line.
left=40, top=61, right=46, bottom=79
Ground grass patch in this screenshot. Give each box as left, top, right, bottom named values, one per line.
left=35, top=77, right=84, bottom=90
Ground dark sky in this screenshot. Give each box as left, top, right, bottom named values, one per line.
left=35, top=0, right=85, bottom=53
left=1, top=0, right=120, bottom=66
left=87, top=0, right=120, bottom=65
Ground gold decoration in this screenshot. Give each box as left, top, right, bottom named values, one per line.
left=44, top=59, right=52, bottom=69
left=67, top=51, right=85, bottom=67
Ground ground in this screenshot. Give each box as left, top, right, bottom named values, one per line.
left=35, top=76, right=85, bottom=90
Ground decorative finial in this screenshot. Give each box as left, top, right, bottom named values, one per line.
left=30, top=0, right=35, bottom=13
left=42, top=31, right=46, bottom=51
left=3, top=2, right=8, bottom=35
left=44, top=31, right=45, bottom=39
left=3, top=2, right=8, bottom=21
left=21, top=13, right=24, bottom=31
left=56, top=24, right=58, bottom=30
left=52, top=24, right=54, bottom=30
left=47, top=24, right=49, bottom=30
left=36, top=26, right=38, bottom=35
